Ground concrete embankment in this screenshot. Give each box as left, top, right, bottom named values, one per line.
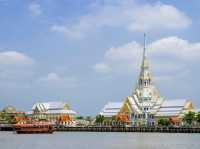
left=1, top=125, right=200, bottom=133
left=56, top=126, right=200, bottom=133
left=0, top=124, right=14, bottom=131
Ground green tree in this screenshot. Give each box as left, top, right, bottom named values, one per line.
left=195, top=112, right=200, bottom=123
left=95, top=115, right=104, bottom=124
left=183, top=111, right=196, bottom=125
left=0, top=112, right=13, bottom=123
left=76, top=116, right=84, bottom=120
left=158, top=118, right=170, bottom=126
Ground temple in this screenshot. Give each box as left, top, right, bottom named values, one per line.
left=27, top=101, right=77, bottom=126
left=99, top=35, right=194, bottom=126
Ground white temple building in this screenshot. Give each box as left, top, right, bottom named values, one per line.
left=99, top=35, right=194, bottom=126
left=31, top=101, right=76, bottom=115
left=100, top=102, right=123, bottom=117
left=27, top=101, right=77, bottom=125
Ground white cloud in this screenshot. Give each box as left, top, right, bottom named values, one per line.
left=94, top=41, right=142, bottom=74
left=94, top=36, right=200, bottom=80
left=105, top=41, right=141, bottom=62
left=0, top=51, right=78, bottom=90
left=150, top=36, right=200, bottom=61
left=29, top=2, right=42, bottom=16
left=0, top=51, right=35, bottom=87
left=37, top=72, right=78, bottom=88
left=128, top=3, right=191, bottom=31
left=0, top=51, right=34, bottom=67
left=0, top=51, right=78, bottom=100
left=93, top=63, right=111, bottom=74
left=51, top=1, right=191, bottom=38
left=51, top=25, right=82, bottom=39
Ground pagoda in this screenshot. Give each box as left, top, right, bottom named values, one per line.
left=99, top=34, right=194, bottom=126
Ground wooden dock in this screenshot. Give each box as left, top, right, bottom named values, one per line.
left=56, top=126, right=200, bottom=133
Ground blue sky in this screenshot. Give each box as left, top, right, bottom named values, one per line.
left=0, top=0, right=200, bottom=115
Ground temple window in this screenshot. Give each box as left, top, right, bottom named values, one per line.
left=144, top=80, right=149, bottom=86
left=140, top=79, right=143, bottom=85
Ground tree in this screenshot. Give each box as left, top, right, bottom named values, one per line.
left=183, top=111, right=196, bottom=125
left=95, top=115, right=104, bottom=124
left=195, top=112, right=200, bottom=123
left=76, top=116, right=84, bottom=120
left=0, top=112, right=14, bottom=123
left=158, top=118, right=170, bottom=126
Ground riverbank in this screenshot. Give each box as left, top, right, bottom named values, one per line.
left=56, top=126, right=200, bottom=133
left=2, top=124, right=200, bottom=133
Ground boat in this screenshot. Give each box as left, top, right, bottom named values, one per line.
left=14, top=121, right=55, bottom=134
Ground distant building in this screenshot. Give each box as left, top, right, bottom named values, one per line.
left=0, top=105, right=25, bottom=124
left=27, top=101, right=77, bottom=126
left=99, top=35, right=194, bottom=126
left=2, top=106, right=17, bottom=114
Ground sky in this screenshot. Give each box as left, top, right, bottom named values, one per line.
left=0, top=0, right=200, bottom=116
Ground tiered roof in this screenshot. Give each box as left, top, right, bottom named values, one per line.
left=32, top=101, right=77, bottom=115
left=100, top=102, right=123, bottom=117
left=155, top=99, right=188, bottom=117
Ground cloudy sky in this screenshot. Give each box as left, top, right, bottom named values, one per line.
left=0, top=0, right=199, bottom=115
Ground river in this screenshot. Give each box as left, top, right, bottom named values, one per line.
left=0, top=131, right=199, bottom=149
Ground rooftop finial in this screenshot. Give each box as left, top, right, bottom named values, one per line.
left=143, top=33, right=146, bottom=58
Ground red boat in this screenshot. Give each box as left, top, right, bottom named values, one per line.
left=14, top=122, right=55, bottom=134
